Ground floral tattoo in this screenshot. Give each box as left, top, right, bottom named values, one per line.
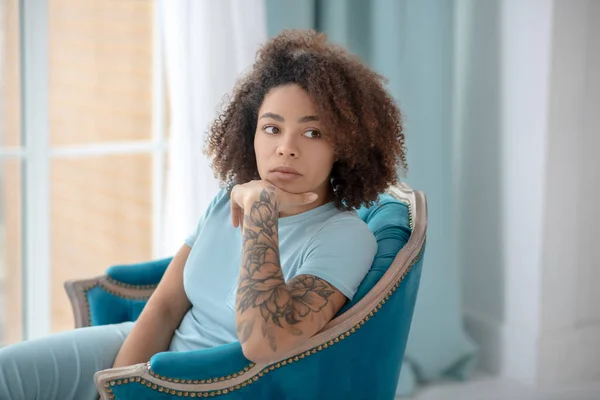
left=236, top=189, right=336, bottom=352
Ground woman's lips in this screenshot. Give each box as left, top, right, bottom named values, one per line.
left=270, top=167, right=302, bottom=181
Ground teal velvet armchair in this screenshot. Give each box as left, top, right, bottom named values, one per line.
left=64, top=183, right=427, bottom=400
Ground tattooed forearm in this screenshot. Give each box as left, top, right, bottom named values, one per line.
left=236, top=189, right=336, bottom=352
left=238, top=189, right=285, bottom=319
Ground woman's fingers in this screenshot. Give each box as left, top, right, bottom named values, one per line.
left=230, top=181, right=318, bottom=228
left=231, top=200, right=241, bottom=228
left=230, top=185, right=245, bottom=228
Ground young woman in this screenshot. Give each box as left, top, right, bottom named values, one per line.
left=0, top=30, right=406, bottom=399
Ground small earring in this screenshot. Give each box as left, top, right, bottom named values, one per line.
left=330, top=176, right=341, bottom=195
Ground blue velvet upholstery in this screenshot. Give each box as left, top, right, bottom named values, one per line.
left=340, top=195, right=411, bottom=313
left=106, top=257, right=172, bottom=286
left=86, top=286, right=149, bottom=326
left=84, top=192, right=425, bottom=400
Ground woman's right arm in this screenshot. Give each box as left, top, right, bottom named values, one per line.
left=112, top=244, right=193, bottom=368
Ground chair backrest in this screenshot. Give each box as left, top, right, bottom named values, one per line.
left=337, top=186, right=413, bottom=314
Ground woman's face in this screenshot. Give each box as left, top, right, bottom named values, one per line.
left=254, top=84, right=335, bottom=205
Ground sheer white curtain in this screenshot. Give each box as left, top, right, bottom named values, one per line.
left=160, top=0, right=266, bottom=255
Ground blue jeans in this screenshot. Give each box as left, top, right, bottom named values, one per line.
left=0, top=322, right=134, bottom=400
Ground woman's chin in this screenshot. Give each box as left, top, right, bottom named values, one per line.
left=268, top=180, right=308, bottom=195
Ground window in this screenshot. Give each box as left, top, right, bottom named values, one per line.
left=1, top=0, right=23, bottom=345
left=0, top=0, right=166, bottom=344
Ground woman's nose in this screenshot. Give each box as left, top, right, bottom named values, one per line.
left=276, top=136, right=299, bottom=158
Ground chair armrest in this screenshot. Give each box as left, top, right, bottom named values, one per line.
left=94, top=342, right=255, bottom=399
left=149, top=342, right=252, bottom=382
left=64, top=258, right=172, bottom=328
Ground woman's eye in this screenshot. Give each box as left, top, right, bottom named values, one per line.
left=264, top=126, right=280, bottom=134
left=303, top=130, right=321, bottom=139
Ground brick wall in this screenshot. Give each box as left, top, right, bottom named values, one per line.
left=1, top=0, right=156, bottom=343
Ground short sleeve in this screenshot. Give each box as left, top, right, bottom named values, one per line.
left=297, top=215, right=377, bottom=301
left=184, top=189, right=228, bottom=248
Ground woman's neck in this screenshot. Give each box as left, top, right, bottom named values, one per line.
left=278, top=187, right=334, bottom=218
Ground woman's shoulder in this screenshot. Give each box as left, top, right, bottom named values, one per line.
left=204, top=188, right=231, bottom=215
left=300, top=208, right=378, bottom=282
left=213, top=187, right=230, bottom=204
left=315, top=209, right=375, bottom=243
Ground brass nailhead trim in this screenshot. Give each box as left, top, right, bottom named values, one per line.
left=81, top=282, right=154, bottom=326
left=147, top=363, right=256, bottom=385
left=106, top=276, right=159, bottom=290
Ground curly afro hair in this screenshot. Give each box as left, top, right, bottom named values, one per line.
left=205, top=30, right=406, bottom=210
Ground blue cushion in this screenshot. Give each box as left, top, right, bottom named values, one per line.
left=339, top=194, right=411, bottom=313
left=106, top=257, right=172, bottom=286
left=86, top=286, right=148, bottom=326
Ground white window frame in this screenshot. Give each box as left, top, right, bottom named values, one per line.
left=0, top=0, right=166, bottom=340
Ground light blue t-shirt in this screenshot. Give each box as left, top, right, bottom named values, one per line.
left=169, top=189, right=377, bottom=352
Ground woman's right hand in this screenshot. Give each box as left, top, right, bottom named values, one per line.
left=230, top=180, right=318, bottom=228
